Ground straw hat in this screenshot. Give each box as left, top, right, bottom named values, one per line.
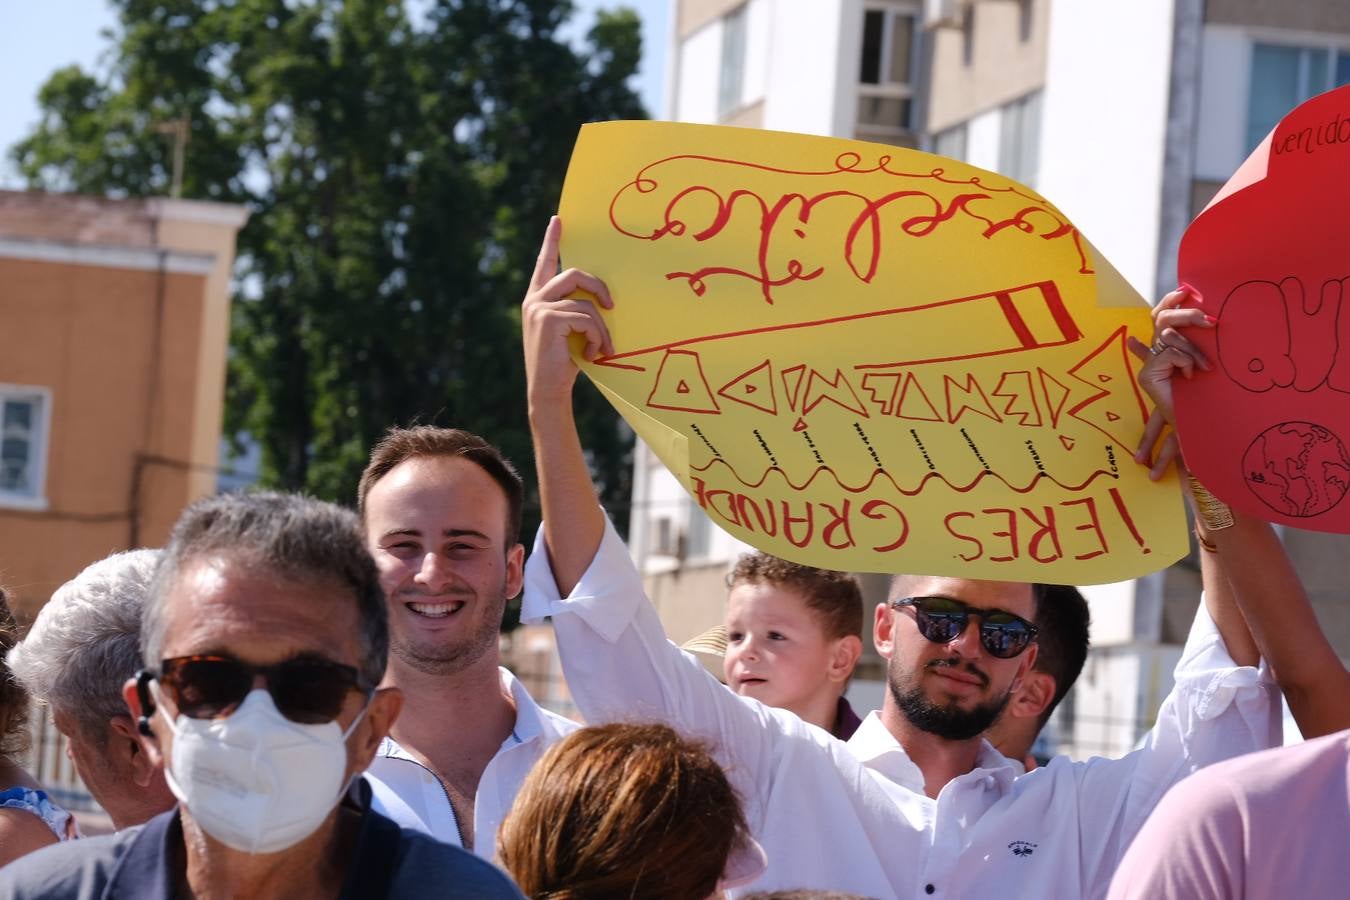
left=679, top=625, right=728, bottom=683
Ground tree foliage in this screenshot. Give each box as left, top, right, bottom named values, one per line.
left=12, top=0, right=643, bottom=538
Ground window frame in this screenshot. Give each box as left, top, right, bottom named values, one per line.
left=0, top=384, right=53, bottom=511
left=998, top=90, right=1043, bottom=187
left=717, top=3, right=749, bottom=120
left=857, top=2, right=921, bottom=136
left=1246, top=39, right=1350, bottom=153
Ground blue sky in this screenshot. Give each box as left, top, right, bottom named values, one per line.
left=0, top=0, right=669, bottom=186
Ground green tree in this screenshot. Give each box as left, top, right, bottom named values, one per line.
left=11, top=0, right=642, bottom=540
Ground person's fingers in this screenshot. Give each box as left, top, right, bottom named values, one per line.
left=537, top=267, right=614, bottom=309
left=1136, top=408, right=1168, bottom=463
left=530, top=216, right=562, bottom=293
left=1150, top=433, right=1181, bottom=481
left=533, top=301, right=615, bottom=357
left=550, top=309, right=612, bottom=360
left=1154, top=307, right=1213, bottom=331
left=1127, top=335, right=1151, bottom=363
left=1156, top=326, right=1212, bottom=370
left=1155, top=288, right=1189, bottom=311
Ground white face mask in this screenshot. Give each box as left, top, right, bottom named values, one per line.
left=155, top=686, right=367, bottom=855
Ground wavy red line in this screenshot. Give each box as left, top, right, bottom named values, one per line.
left=687, top=457, right=1117, bottom=496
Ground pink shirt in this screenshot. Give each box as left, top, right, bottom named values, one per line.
left=1108, top=728, right=1350, bottom=900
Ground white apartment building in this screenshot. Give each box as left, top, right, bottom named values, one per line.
left=626, top=0, right=1350, bottom=758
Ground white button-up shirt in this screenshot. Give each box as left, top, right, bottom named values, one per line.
left=364, top=667, right=578, bottom=858
left=523, top=517, right=1279, bottom=899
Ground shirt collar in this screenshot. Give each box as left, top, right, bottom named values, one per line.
left=845, top=710, right=1022, bottom=792
left=378, top=667, right=569, bottom=761
left=499, top=666, right=549, bottom=744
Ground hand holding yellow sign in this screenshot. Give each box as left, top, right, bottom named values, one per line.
left=560, top=121, right=1187, bottom=583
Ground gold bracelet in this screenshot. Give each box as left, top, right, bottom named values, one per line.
left=1188, top=475, right=1234, bottom=530
left=1193, top=525, right=1218, bottom=553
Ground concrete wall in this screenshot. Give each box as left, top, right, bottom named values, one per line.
left=926, top=0, right=1048, bottom=132
left=679, top=0, right=746, bottom=38
left=1207, top=0, right=1350, bottom=33
left=762, top=0, right=851, bottom=136
left=1037, top=0, right=1177, bottom=298
left=0, top=192, right=244, bottom=619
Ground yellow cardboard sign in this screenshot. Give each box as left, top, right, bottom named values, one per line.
left=560, top=121, right=1187, bottom=583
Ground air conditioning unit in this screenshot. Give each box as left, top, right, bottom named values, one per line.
left=924, top=0, right=971, bottom=29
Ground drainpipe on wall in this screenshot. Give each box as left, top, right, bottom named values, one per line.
left=1154, top=0, right=1204, bottom=303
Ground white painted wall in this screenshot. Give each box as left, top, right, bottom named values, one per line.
left=762, top=0, right=849, bottom=135
left=1080, top=580, right=1138, bottom=647
left=675, top=17, right=722, bottom=124
left=1037, top=0, right=1176, bottom=297
left=1195, top=25, right=1251, bottom=182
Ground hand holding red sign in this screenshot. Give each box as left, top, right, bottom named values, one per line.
left=1175, top=84, right=1350, bottom=530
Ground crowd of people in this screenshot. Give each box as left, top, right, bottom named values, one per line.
left=0, top=218, right=1341, bottom=897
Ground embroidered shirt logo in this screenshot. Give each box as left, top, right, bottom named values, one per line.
left=1009, top=840, right=1037, bottom=858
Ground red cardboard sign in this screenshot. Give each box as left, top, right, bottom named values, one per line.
left=1176, top=85, right=1350, bottom=529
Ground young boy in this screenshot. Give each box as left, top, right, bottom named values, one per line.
left=722, top=552, right=865, bottom=739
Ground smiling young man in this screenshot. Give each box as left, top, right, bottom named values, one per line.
left=358, top=427, right=577, bottom=857
left=517, top=216, right=1281, bottom=897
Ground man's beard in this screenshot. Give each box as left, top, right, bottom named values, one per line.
left=889, top=657, right=1011, bottom=741
left=391, top=586, right=506, bottom=677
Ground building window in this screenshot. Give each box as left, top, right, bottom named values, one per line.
left=998, top=91, right=1043, bottom=186
left=685, top=498, right=713, bottom=561
left=858, top=3, right=919, bottom=134
left=932, top=123, right=968, bottom=161
left=1248, top=42, right=1350, bottom=152
left=0, top=386, right=51, bottom=509
left=718, top=4, right=748, bottom=119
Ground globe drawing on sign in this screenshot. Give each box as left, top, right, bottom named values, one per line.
left=1243, top=422, right=1350, bottom=518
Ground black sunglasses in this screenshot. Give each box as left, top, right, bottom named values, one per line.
left=138, top=654, right=370, bottom=726
left=890, top=596, right=1038, bottom=659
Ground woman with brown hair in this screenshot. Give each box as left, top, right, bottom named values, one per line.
left=497, top=722, right=766, bottom=899
left=0, top=585, right=75, bottom=865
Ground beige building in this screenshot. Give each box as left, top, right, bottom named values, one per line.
left=0, top=191, right=247, bottom=620
left=639, top=0, right=1350, bottom=757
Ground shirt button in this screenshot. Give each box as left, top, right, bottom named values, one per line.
left=925, top=885, right=936, bottom=895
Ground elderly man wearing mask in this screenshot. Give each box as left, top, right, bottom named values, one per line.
left=0, top=492, right=522, bottom=900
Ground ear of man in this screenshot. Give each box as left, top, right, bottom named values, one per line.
left=504, top=543, right=525, bottom=600
left=1008, top=670, right=1056, bottom=722
left=350, top=687, right=404, bottom=772
left=872, top=602, right=896, bottom=659
left=108, top=715, right=159, bottom=788
left=122, top=677, right=166, bottom=770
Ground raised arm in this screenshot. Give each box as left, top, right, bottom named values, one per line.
left=1136, top=288, right=1350, bottom=738
left=517, top=219, right=921, bottom=895
left=521, top=216, right=614, bottom=596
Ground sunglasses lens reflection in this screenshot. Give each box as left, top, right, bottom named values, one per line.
left=160, top=656, right=358, bottom=724
left=906, top=598, right=1034, bottom=659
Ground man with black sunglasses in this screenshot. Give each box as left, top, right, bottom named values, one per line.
left=518, top=219, right=1281, bottom=898
left=0, top=492, right=523, bottom=899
